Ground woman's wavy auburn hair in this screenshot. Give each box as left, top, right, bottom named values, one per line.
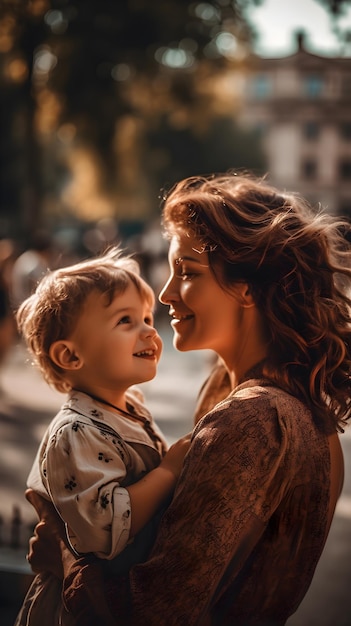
left=162, top=172, right=351, bottom=433
left=16, top=247, right=155, bottom=393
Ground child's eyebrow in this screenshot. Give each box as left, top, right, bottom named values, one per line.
left=108, top=304, right=152, bottom=319
left=107, top=305, right=133, bottom=318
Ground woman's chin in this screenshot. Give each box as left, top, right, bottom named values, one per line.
left=173, top=333, right=190, bottom=352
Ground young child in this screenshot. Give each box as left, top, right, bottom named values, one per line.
left=15, top=247, right=190, bottom=626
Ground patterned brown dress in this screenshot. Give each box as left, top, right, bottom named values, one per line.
left=63, top=365, right=342, bottom=625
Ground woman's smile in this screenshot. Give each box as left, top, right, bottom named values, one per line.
left=169, top=310, right=194, bottom=324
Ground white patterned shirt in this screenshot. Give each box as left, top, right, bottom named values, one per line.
left=27, top=389, right=167, bottom=560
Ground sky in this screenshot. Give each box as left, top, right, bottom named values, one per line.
left=245, top=0, right=351, bottom=57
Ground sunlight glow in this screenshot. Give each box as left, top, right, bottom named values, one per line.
left=155, top=47, right=195, bottom=69
left=33, top=46, right=57, bottom=75
left=215, top=32, right=238, bottom=58
left=245, top=0, right=351, bottom=57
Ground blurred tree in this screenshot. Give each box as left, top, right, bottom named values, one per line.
left=1, top=0, right=346, bottom=244
left=0, top=0, right=49, bottom=239
left=316, top=0, right=351, bottom=52
left=1, top=0, right=265, bottom=241
left=146, top=114, right=266, bottom=193
left=317, top=0, right=350, bottom=14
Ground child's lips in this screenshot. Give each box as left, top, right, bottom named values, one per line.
left=133, top=348, right=157, bottom=358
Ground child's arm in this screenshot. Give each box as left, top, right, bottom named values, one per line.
left=41, top=419, right=191, bottom=560
left=126, top=433, right=191, bottom=538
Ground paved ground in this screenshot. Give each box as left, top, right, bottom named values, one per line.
left=0, top=323, right=350, bottom=625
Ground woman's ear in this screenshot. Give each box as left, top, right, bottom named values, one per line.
left=233, top=283, right=256, bottom=308
left=49, top=340, right=83, bottom=371
left=243, top=284, right=256, bottom=308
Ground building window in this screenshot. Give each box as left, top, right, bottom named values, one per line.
left=339, top=159, right=351, bottom=180
left=251, top=75, right=271, bottom=99
left=302, top=159, right=317, bottom=179
left=302, top=75, right=324, bottom=98
left=339, top=122, right=351, bottom=141
left=303, top=121, right=320, bottom=140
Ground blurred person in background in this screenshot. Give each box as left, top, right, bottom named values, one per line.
left=11, top=230, right=54, bottom=308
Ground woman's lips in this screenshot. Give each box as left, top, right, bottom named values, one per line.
left=170, top=314, right=194, bottom=326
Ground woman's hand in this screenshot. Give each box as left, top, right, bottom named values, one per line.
left=26, top=488, right=67, bottom=578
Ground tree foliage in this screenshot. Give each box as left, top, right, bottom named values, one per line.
left=316, top=0, right=351, bottom=50
left=1, top=0, right=266, bottom=238
left=1, top=0, right=345, bottom=241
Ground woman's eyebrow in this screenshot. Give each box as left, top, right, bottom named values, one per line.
left=175, top=256, right=208, bottom=266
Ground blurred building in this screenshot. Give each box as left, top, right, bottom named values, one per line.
left=235, top=32, right=351, bottom=216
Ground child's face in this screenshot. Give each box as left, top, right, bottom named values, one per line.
left=68, top=282, right=162, bottom=396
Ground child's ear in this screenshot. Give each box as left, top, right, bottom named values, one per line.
left=49, top=340, right=83, bottom=371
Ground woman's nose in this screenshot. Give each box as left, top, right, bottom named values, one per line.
left=158, top=275, right=178, bottom=305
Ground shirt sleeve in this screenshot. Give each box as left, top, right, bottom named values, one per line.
left=43, top=418, right=132, bottom=560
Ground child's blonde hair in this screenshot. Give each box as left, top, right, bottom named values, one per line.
left=16, top=247, right=155, bottom=392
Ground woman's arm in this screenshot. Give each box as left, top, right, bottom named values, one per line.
left=26, top=489, right=68, bottom=579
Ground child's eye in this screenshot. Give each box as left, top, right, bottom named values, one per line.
left=117, top=315, right=131, bottom=325
left=144, top=315, right=154, bottom=326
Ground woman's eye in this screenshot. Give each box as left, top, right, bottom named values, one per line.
left=178, top=271, right=195, bottom=281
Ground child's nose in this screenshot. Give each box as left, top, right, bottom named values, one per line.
left=142, top=323, right=157, bottom=338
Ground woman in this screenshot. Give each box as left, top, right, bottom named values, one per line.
left=26, top=172, right=350, bottom=625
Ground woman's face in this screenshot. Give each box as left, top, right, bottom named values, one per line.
left=159, top=232, right=253, bottom=367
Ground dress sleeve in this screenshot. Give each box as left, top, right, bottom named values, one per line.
left=43, top=418, right=132, bottom=560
